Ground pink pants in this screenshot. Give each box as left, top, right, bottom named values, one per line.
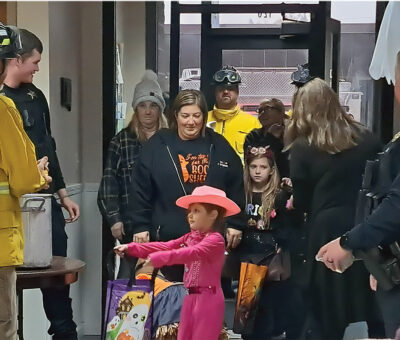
left=178, top=289, right=225, bottom=340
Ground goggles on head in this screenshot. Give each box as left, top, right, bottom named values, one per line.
left=213, top=68, right=241, bottom=85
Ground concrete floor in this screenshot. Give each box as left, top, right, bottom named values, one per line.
left=82, top=298, right=368, bottom=340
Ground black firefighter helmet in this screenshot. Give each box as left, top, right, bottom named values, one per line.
left=0, top=23, right=22, bottom=59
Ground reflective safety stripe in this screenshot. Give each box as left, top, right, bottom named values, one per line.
left=0, top=181, right=10, bottom=195
left=1, top=38, right=10, bottom=46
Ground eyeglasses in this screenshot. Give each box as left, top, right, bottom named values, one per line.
left=213, top=69, right=241, bottom=84
left=256, top=107, right=280, bottom=116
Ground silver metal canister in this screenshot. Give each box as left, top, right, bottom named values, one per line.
left=20, top=194, right=53, bottom=268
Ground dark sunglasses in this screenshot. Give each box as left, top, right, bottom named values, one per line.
left=256, top=107, right=285, bottom=116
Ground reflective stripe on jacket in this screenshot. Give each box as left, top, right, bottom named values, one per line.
left=0, top=181, right=10, bottom=195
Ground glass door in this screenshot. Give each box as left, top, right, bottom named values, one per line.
left=221, top=48, right=308, bottom=114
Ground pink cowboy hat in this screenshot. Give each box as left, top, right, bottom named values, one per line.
left=176, top=185, right=241, bottom=217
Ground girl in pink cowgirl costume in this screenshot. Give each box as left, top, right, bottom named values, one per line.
left=114, top=185, right=240, bottom=340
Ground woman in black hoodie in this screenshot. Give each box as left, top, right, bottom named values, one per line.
left=129, top=89, right=246, bottom=281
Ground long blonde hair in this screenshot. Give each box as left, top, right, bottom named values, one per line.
left=244, top=152, right=280, bottom=229
left=284, top=78, right=366, bottom=154
left=128, top=109, right=168, bottom=143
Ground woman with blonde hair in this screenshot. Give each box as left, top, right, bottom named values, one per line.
left=98, top=70, right=168, bottom=278
left=285, top=78, right=383, bottom=339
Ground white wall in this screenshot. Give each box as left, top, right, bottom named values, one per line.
left=116, top=1, right=146, bottom=127
left=80, top=3, right=103, bottom=185
left=79, top=2, right=103, bottom=335
left=16, top=2, right=50, bottom=100
left=48, top=3, right=81, bottom=184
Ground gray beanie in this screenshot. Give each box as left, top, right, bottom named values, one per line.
left=132, top=70, right=166, bottom=112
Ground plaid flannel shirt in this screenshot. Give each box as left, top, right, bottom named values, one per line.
left=98, top=128, right=142, bottom=231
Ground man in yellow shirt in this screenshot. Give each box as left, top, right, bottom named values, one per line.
left=0, top=23, right=51, bottom=339
left=207, top=66, right=260, bottom=297
left=207, top=66, right=261, bottom=161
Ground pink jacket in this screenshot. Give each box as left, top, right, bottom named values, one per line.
left=127, top=231, right=225, bottom=288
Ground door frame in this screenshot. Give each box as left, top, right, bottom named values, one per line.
left=201, top=35, right=313, bottom=110
left=170, top=1, right=340, bottom=107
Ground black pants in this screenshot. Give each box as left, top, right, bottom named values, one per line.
left=376, top=285, right=400, bottom=338
left=41, top=197, right=77, bottom=339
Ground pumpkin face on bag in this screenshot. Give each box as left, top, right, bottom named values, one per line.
left=117, top=330, right=133, bottom=340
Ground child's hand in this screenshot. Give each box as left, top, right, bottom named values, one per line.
left=370, top=274, right=377, bottom=291
left=281, top=177, right=292, bottom=188
left=226, top=228, right=242, bottom=250
left=267, top=123, right=285, bottom=138
left=286, top=195, right=294, bottom=210
left=114, top=244, right=129, bottom=258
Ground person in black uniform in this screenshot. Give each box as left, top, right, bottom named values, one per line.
left=317, top=52, right=400, bottom=339
left=2, top=28, right=79, bottom=340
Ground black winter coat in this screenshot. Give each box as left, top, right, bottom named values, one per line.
left=290, top=130, right=382, bottom=338
left=129, top=128, right=246, bottom=241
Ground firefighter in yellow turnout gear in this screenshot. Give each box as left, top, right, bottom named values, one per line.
left=207, top=66, right=261, bottom=162
left=207, top=66, right=259, bottom=298
left=0, top=23, right=50, bottom=339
